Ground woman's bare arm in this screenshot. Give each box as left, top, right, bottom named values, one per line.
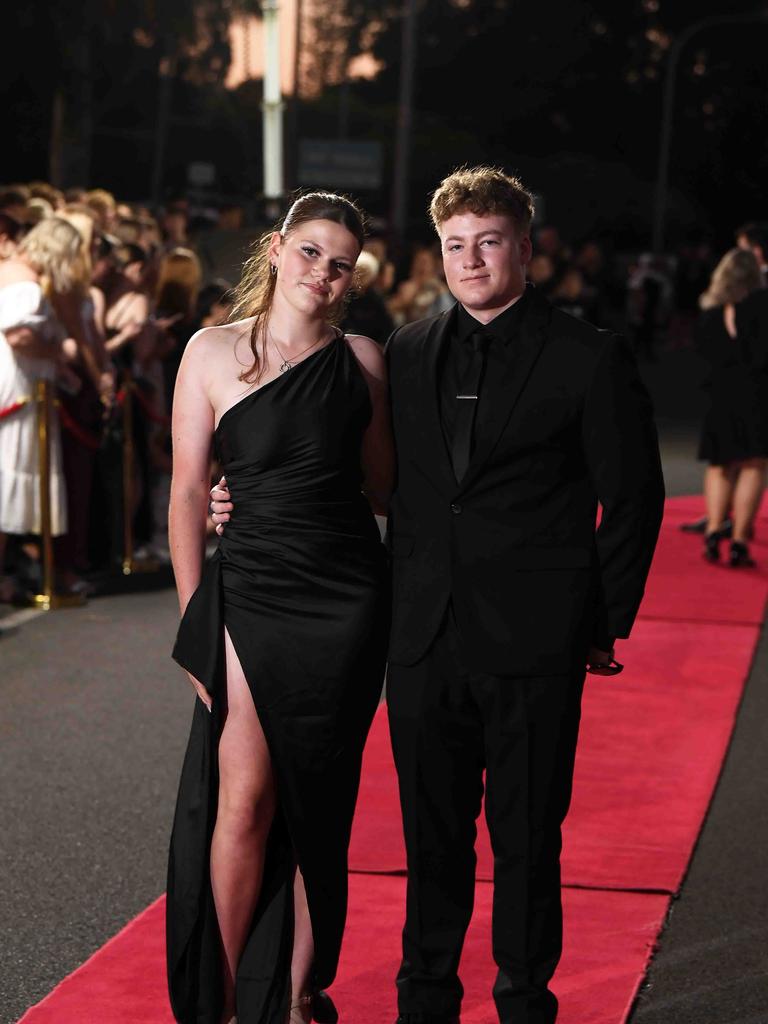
left=169, top=332, right=216, bottom=614
left=4, top=326, right=60, bottom=360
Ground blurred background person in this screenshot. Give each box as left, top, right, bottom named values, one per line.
left=527, top=252, right=556, bottom=296
left=192, top=277, right=234, bottom=332
left=28, top=182, right=64, bottom=211
left=0, top=218, right=72, bottom=601
left=697, top=248, right=768, bottom=567
left=550, top=265, right=597, bottom=322
left=154, top=246, right=201, bottom=409
left=736, top=221, right=768, bottom=283
left=84, top=189, right=118, bottom=234
left=0, top=212, right=23, bottom=261
left=160, top=201, right=190, bottom=250
left=387, top=243, right=451, bottom=325
left=342, top=250, right=395, bottom=344
left=627, top=252, right=673, bottom=361
left=26, top=197, right=54, bottom=226
left=0, top=185, right=30, bottom=224
left=53, top=210, right=114, bottom=592
left=95, top=242, right=159, bottom=568
left=534, top=223, right=571, bottom=290
left=670, top=236, right=715, bottom=351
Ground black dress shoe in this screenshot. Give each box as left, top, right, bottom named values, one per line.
left=394, top=1015, right=460, bottom=1024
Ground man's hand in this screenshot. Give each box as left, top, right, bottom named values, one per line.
left=586, top=645, right=623, bottom=676
left=210, top=475, right=232, bottom=535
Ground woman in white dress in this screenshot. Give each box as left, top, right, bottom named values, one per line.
left=0, top=218, right=85, bottom=600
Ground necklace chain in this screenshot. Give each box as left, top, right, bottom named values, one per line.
left=269, top=328, right=328, bottom=373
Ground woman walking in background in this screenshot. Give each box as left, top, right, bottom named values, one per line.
left=167, top=192, right=391, bottom=1023
left=697, top=248, right=768, bottom=566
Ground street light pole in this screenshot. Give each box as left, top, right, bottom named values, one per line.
left=262, top=0, right=285, bottom=217
left=652, top=11, right=768, bottom=253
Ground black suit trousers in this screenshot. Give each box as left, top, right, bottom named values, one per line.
left=387, top=609, right=585, bottom=1024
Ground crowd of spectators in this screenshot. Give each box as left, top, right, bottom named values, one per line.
left=0, top=183, right=233, bottom=604
left=1, top=177, right=766, bottom=605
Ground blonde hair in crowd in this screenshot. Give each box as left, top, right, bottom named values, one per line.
left=155, top=247, right=203, bottom=317
left=18, top=216, right=88, bottom=297
left=699, top=248, right=763, bottom=310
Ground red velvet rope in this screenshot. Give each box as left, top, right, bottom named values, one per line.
left=57, top=404, right=102, bottom=451
left=116, top=383, right=171, bottom=426
left=0, top=396, right=31, bottom=421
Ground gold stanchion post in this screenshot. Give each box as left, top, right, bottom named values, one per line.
left=32, top=378, right=85, bottom=610
left=121, top=374, right=158, bottom=576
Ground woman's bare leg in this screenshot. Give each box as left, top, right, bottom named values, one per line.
left=288, top=867, right=315, bottom=1021
left=705, top=464, right=738, bottom=534
left=731, top=459, right=767, bottom=543
left=211, top=628, right=276, bottom=1022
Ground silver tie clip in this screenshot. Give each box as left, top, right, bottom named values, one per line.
left=456, top=394, right=478, bottom=399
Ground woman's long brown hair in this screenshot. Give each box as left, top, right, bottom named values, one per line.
left=228, top=192, right=366, bottom=384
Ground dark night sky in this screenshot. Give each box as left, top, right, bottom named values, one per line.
left=1, top=0, right=766, bottom=249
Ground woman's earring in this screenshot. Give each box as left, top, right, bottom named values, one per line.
left=270, top=263, right=277, bottom=276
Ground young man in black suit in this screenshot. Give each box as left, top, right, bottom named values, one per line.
left=209, top=166, right=664, bottom=1024
left=384, top=167, right=664, bottom=1024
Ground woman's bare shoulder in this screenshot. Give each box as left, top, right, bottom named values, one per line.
left=185, top=318, right=255, bottom=358
left=0, top=261, right=39, bottom=290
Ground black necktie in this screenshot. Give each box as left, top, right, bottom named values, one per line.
left=451, top=331, right=488, bottom=482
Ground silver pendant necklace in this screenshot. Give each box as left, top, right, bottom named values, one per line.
left=269, top=327, right=326, bottom=373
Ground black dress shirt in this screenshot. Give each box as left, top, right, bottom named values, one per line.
left=439, top=287, right=531, bottom=452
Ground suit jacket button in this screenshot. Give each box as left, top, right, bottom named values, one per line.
left=450, top=502, right=462, bottom=514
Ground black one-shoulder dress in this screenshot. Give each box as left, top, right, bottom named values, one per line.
left=167, top=334, right=389, bottom=1024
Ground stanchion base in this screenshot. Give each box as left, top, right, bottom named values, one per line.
left=31, top=592, right=87, bottom=611
left=122, top=557, right=161, bottom=576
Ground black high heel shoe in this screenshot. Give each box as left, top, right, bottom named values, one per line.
left=729, top=541, right=756, bottom=568
left=287, top=991, right=338, bottom=1024
left=312, top=992, right=338, bottom=1023
left=703, top=531, right=722, bottom=562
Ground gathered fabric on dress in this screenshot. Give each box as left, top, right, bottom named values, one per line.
left=0, top=281, right=67, bottom=535
left=167, top=334, right=389, bottom=1024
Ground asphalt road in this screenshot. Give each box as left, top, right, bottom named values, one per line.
left=2, top=346, right=767, bottom=1024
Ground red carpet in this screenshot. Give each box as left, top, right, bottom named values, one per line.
left=18, top=496, right=768, bottom=1023
left=640, top=496, right=768, bottom=624
left=349, top=618, right=757, bottom=892
left=19, top=882, right=668, bottom=1024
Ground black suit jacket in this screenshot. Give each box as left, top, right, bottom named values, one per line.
left=386, top=290, right=665, bottom=676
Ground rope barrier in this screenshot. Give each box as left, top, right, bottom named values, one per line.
left=57, top=404, right=102, bottom=451
left=31, top=379, right=85, bottom=611
left=116, top=381, right=171, bottom=427
left=0, top=396, right=32, bottom=421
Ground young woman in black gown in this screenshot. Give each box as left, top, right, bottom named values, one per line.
left=166, top=193, right=392, bottom=1024
left=697, top=247, right=768, bottom=566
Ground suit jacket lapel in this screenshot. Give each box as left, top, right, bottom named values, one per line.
left=460, top=292, right=551, bottom=490
left=418, top=308, right=455, bottom=490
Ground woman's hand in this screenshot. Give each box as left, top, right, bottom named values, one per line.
left=187, top=672, right=213, bottom=712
